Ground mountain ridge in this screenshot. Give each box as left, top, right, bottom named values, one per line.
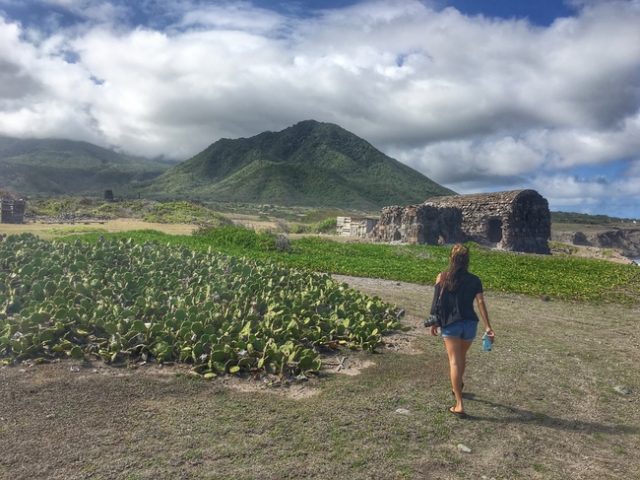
left=144, top=120, right=454, bottom=209
left=0, top=135, right=173, bottom=196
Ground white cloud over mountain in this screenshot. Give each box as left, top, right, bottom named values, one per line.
left=0, top=0, right=639, bottom=216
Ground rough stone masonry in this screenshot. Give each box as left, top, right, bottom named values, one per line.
left=370, top=189, right=551, bottom=254
left=0, top=197, right=26, bottom=224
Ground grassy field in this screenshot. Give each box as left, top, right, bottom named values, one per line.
left=1, top=275, right=638, bottom=479
left=1, top=224, right=639, bottom=479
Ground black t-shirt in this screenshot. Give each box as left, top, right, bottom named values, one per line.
left=431, top=272, right=483, bottom=326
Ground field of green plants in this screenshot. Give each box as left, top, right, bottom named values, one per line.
left=0, top=234, right=401, bottom=374
left=69, top=226, right=640, bottom=305
left=3, top=224, right=637, bottom=375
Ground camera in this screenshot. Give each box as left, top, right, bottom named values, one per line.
left=424, top=314, right=440, bottom=328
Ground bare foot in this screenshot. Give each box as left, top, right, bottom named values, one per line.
left=448, top=406, right=466, bottom=416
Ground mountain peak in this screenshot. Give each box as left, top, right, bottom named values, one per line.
left=291, top=119, right=323, bottom=127
left=281, top=119, right=345, bottom=137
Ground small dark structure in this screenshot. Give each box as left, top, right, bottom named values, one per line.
left=1, top=197, right=26, bottom=224
left=104, top=189, right=114, bottom=202
left=371, top=189, right=550, bottom=254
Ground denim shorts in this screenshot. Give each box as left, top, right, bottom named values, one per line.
left=441, top=319, right=478, bottom=341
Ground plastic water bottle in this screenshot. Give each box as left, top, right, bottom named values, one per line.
left=482, top=333, right=492, bottom=352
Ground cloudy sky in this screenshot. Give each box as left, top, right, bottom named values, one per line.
left=0, top=0, right=639, bottom=218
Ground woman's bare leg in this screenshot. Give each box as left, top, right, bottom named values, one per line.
left=444, top=337, right=473, bottom=413
left=459, top=339, right=472, bottom=379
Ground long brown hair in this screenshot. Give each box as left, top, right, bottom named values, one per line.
left=443, top=243, right=469, bottom=291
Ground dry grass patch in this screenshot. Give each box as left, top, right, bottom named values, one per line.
left=0, top=219, right=196, bottom=239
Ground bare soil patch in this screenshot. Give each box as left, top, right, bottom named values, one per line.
left=1, top=276, right=639, bottom=480
left=0, top=219, right=196, bottom=239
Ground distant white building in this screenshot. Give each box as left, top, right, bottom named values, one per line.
left=336, top=216, right=378, bottom=237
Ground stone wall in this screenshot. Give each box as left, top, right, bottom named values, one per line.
left=336, top=216, right=378, bottom=237
left=506, top=191, right=551, bottom=253
left=370, top=204, right=464, bottom=244
left=424, top=190, right=551, bottom=254
left=337, top=190, right=551, bottom=254
left=370, top=190, right=550, bottom=254
left=0, top=198, right=26, bottom=224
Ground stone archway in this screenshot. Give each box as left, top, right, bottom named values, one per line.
left=393, top=230, right=402, bottom=241
left=487, top=218, right=503, bottom=243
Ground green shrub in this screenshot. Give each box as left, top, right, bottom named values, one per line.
left=143, top=201, right=231, bottom=225
left=289, top=224, right=310, bottom=234
left=194, top=225, right=279, bottom=251
left=275, top=234, right=291, bottom=252
left=312, top=217, right=337, bottom=234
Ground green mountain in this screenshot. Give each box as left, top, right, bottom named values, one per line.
left=144, top=120, right=454, bottom=209
left=0, top=136, right=172, bottom=196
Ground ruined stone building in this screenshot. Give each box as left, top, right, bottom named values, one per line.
left=336, top=216, right=378, bottom=237
left=369, top=189, right=551, bottom=254
left=0, top=197, right=26, bottom=224
left=369, top=204, right=464, bottom=245
left=427, top=190, right=551, bottom=253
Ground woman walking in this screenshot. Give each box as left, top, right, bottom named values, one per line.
left=429, top=244, right=495, bottom=416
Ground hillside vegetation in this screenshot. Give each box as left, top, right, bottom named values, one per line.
left=144, top=120, right=454, bottom=208
left=27, top=197, right=231, bottom=226
left=0, top=136, right=172, bottom=196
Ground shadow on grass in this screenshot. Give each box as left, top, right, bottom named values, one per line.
left=461, top=393, right=638, bottom=435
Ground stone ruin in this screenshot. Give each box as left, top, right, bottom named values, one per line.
left=371, top=204, right=463, bottom=245
left=0, top=193, right=26, bottom=224
left=336, top=216, right=378, bottom=237
left=370, top=189, right=551, bottom=254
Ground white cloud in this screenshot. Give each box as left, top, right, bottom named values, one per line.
left=533, top=115, right=640, bottom=167
left=0, top=0, right=639, bottom=215
left=387, top=135, right=546, bottom=184
left=530, top=173, right=640, bottom=217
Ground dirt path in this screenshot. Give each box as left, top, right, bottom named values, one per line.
left=335, top=274, right=640, bottom=478
left=1, top=277, right=639, bottom=480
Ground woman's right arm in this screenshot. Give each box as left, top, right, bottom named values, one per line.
left=475, top=292, right=495, bottom=341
